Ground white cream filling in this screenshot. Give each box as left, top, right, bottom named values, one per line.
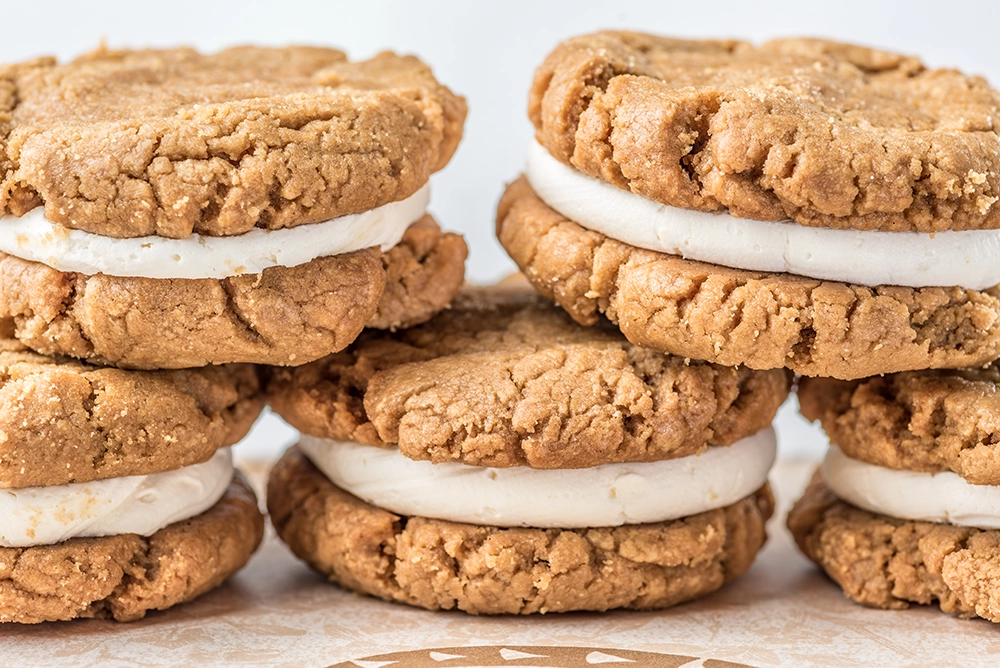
left=0, top=185, right=430, bottom=279
left=525, top=140, right=1000, bottom=290
left=0, top=448, right=233, bottom=547
left=299, top=428, right=776, bottom=528
left=822, top=446, right=1000, bottom=529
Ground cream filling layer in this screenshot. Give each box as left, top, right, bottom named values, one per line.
left=822, top=446, right=1000, bottom=529
left=0, top=448, right=233, bottom=547
left=525, top=141, right=1000, bottom=290
left=299, top=428, right=776, bottom=529
left=0, top=185, right=430, bottom=279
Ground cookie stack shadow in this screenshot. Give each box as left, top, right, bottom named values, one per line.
left=0, top=45, right=467, bottom=623
left=495, top=31, right=1000, bottom=622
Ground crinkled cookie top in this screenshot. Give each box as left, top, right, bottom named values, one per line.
left=530, top=31, right=1000, bottom=232
left=266, top=282, right=791, bottom=469
left=0, top=45, right=466, bottom=238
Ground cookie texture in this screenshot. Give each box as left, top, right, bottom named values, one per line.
left=268, top=447, right=773, bottom=614
left=497, top=177, right=1000, bottom=380
left=0, top=339, right=261, bottom=488
left=0, top=474, right=264, bottom=624
left=800, top=369, right=1000, bottom=485
left=266, top=283, right=790, bottom=469
left=366, top=217, right=469, bottom=331
left=0, top=217, right=465, bottom=369
left=531, top=31, right=1000, bottom=232
left=0, top=45, right=466, bottom=238
left=788, top=472, right=1000, bottom=622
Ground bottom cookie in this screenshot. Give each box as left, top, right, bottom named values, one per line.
left=788, top=471, right=1000, bottom=622
left=0, top=473, right=264, bottom=624
left=267, top=447, right=773, bottom=614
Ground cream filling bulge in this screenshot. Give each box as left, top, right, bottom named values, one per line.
left=822, top=446, right=1000, bottom=529
left=525, top=141, right=1000, bottom=290
left=299, top=427, right=776, bottom=528
left=0, top=448, right=234, bottom=547
left=0, top=185, right=430, bottom=279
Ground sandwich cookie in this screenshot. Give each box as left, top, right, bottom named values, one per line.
left=789, top=368, right=1000, bottom=622
left=266, top=284, right=786, bottom=613
left=0, top=340, right=265, bottom=623
left=0, top=45, right=468, bottom=369
left=498, top=32, right=1000, bottom=380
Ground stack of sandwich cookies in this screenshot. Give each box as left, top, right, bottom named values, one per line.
left=788, top=369, right=1000, bottom=622
left=0, top=45, right=467, bottom=369
left=0, top=41, right=471, bottom=623
left=266, top=284, right=789, bottom=613
left=0, top=339, right=264, bottom=623
left=498, top=32, right=1000, bottom=380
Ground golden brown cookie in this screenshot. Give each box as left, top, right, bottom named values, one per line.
left=497, top=177, right=1000, bottom=380
left=0, top=217, right=466, bottom=369
left=0, top=339, right=261, bottom=488
left=0, top=46, right=466, bottom=237
left=788, top=471, right=1000, bottom=622
left=800, top=367, right=1000, bottom=486
left=268, top=447, right=773, bottom=615
left=366, top=217, right=470, bottom=331
left=531, top=31, right=1000, bottom=232
left=266, top=282, right=790, bottom=469
left=0, top=473, right=264, bottom=624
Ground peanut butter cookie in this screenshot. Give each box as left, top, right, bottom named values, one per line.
left=266, top=282, right=790, bottom=469
left=0, top=474, right=264, bottom=624
left=531, top=32, right=1000, bottom=232
left=498, top=177, right=1000, bottom=380
left=0, top=45, right=467, bottom=368
left=788, top=472, right=1000, bottom=622
left=268, top=447, right=773, bottom=615
left=0, top=218, right=466, bottom=369
left=0, top=339, right=261, bottom=488
left=800, top=367, right=1000, bottom=485
left=1, top=46, right=465, bottom=237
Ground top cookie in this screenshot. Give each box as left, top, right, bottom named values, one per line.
left=266, top=280, right=791, bottom=469
left=530, top=32, right=1000, bottom=232
left=0, top=45, right=466, bottom=238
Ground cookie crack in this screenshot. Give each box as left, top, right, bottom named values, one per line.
left=81, top=378, right=111, bottom=471
left=219, top=278, right=270, bottom=347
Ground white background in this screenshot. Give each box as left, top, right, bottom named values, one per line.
left=3, top=0, right=996, bottom=460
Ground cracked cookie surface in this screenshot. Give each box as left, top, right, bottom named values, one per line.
left=800, top=367, right=1000, bottom=486
left=0, top=45, right=466, bottom=238
left=531, top=31, right=1000, bottom=232
left=497, top=177, right=1000, bottom=380
left=0, top=338, right=261, bottom=488
left=788, top=471, right=1000, bottom=622
left=0, top=217, right=466, bottom=369
left=267, top=447, right=773, bottom=614
left=266, top=281, right=790, bottom=469
left=0, top=474, right=264, bottom=624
